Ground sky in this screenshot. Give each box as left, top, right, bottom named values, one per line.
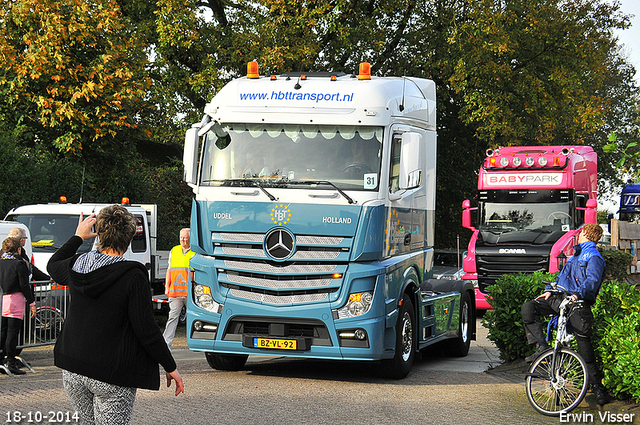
left=616, top=0, right=640, bottom=75
left=599, top=0, right=640, bottom=214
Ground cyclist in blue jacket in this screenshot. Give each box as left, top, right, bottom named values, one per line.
left=521, top=223, right=608, bottom=405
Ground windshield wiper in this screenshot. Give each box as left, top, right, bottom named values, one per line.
left=203, top=178, right=279, bottom=201
left=33, top=245, right=59, bottom=251
left=481, top=228, right=514, bottom=235
left=235, top=179, right=278, bottom=201
left=201, top=178, right=354, bottom=204
left=287, top=180, right=356, bottom=204
left=529, top=227, right=553, bottom=233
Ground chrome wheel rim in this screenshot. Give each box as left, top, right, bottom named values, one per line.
left=401, top=311, right=413, bottom=361
left=460, top=301, right=469, bottom=344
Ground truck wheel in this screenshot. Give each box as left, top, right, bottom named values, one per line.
left=445, top=291, right=472, bottom=357
left=205, top=353, right=248, bottom=371
left=179, top=305, right=187, bottom=325
left=380, top=294, right=415, bottom=379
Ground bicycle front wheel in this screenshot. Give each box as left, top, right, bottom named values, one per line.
left=525, top=347, right=589, bottom=416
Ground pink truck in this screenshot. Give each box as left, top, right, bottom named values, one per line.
left=462, top=146, right=598, bottom=295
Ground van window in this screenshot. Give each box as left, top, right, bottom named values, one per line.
left=7, top=214, right=95, bottom=253
left=131, top=215, right=146, bottom=253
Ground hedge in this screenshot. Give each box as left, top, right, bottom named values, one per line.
left=482, top=271, right=554, bottom=362
left=592, top=281, right=640, bottom=402
left=600, top=249, right=634, bottom=282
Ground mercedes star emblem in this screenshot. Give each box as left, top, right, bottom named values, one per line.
left=264, top=228, right=295, bottom=260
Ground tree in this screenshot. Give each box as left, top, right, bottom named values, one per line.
left=0, top=0, right=150, bottom=162
left=449, top=0, right=632, bottom=146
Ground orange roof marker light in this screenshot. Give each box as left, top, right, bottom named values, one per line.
left=121, top=197, right=130, bottom=206
left=247, top=61, right=259, bottom=79
left=358, top=62, right=371, bottom=80
left=59, top=196, right=67, bottom=204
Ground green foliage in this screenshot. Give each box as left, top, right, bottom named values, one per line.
left=482, top=271, right=555, bottom=361
left=449, top=0, right=631, bottom=146
left=600, top=250, right=634, bottom=282
left=603, top=141, right=640, bottom=178
left=597, top=210, right=610, bottom=224
left=592, top=281, right=640, bottom=402
left=0, top=132, right=192, bottom=250
left=0, top=134, right=85, bottom=214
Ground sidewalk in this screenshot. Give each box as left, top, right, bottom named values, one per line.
left=7, top=320, right=640, bottom=423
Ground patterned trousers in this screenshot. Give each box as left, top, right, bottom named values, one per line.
left=62, top=370, right=137, bottom=425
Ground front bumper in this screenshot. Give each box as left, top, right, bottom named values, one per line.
left=187, top=300, right=389, bottom=361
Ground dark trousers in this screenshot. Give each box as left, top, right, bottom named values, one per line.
left=0, top=316, right=23, bottom=361
left=521, top=294, right=601, bottom=385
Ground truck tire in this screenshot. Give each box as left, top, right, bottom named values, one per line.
left=380, top=294, right=415, bottom=379
left=445, top=291, right=472, bottom=357
left=205, top=353, right=248, bottom=371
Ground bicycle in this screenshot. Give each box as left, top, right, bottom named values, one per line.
left=31, top=305, right=64, bottom=343
left=525, top=292, right=589, bottom=416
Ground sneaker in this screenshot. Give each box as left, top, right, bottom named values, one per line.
left=525, top=344, right=550, bottom=363
left=6, top=359, right=26, bottom=375
left=593, top=384, right=610, bottom=406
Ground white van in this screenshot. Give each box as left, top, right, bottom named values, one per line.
left=0, top=220, right=32, bottom=261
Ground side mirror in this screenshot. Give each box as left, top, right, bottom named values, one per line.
left=585, top=198, right=597, bottom=224
left=183, top=127, right=200, bottom=185
left=399, top=133, right=422, bottom=190
left=462, top=199, right=477, bottom=230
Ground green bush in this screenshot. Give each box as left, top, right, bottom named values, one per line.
left=592, top=281, right=640, bottom=402
left=482, top=271, right=556, bottom=361
left=600, top=250, right=634, bottom=282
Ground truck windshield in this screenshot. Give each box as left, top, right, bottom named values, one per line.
left=7, top=214, right=95, bottom=253
left=199, top=123, right=383, bottom=190
left=478, top=202, right=572, bottom=233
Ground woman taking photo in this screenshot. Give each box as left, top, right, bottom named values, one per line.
left=47, top=205, right=184, bottom=424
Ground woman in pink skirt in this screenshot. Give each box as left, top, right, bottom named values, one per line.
left=0, top=237, right=35, bottom=375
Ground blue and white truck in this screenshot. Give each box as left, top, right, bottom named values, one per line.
left=619, top=180, right=640, bottom=222
left=182, top=62, right=476, bottom=378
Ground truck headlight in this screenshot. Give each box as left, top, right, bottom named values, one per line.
left=193, top=283, right=223, bottom=314
left=333, top=291, right=374, bottom=319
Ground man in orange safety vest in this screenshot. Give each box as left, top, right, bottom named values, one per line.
left=162, top=228, right=195, bottom=349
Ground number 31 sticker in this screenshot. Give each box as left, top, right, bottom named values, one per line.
left=364, top=173, right=378, bottom=189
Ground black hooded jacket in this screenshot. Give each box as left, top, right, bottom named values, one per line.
left=47, top=236, right=176, bottom=390
left=0, top=254, right=32, bottom=303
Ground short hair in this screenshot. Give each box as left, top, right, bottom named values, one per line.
left=582, top=223, right=603, bottom=243
left=95, top=205, right=136, bottom=255
left=7, top=227, right=26, bottom=239
left=2, top=237, right=21, bottom=254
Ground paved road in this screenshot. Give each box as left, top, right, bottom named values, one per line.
left=1, top=319, right=637, bottom=425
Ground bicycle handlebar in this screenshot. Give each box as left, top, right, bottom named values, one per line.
left=541, top=280, right=583, bottom=304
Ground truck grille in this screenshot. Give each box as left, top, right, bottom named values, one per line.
left=226, top=273, right=333, bottom=289
left=228, top=288, right=329, bottom=304
left=476, top=254, right=549, bottom=287
left=213, top=232, right=349, bottom=305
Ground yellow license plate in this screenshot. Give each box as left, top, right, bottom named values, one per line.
left=253, top=338, right=297, bottom=350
